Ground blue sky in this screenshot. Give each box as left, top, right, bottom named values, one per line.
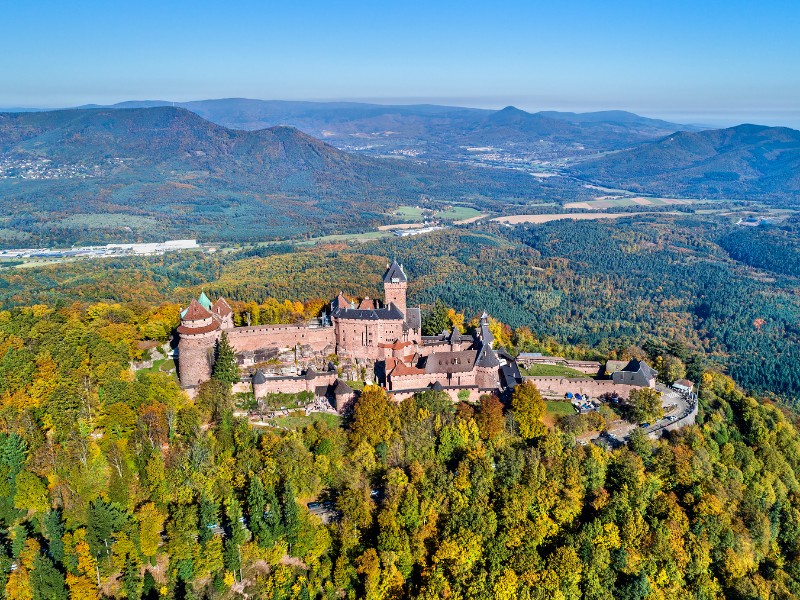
left=1, top=0, right=799, bottom=126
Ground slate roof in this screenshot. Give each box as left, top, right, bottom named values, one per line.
left=304, top=367, right=317, bottom=380
left=624, top=359, right=657, bottom=380
left=334, top=303, right=405, bottom=321
left=405, top=307, right=421, bottom=331
left=334, top=380, right=354, bottom=395
left=252, top=370, right=267, bottom=385
left=475, top=343, right=501, bottom=368
left=183, top=299, right=212, bottom=321
left=424, top=350, right=476, bottom=374
left=430, top=381, right=445, bottom=391
left=383, top=260, right=407, bottom=283
left=448, top=327, right=462, bottom=343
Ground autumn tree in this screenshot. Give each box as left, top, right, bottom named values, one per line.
left=349, top=385, right=395, bottom=448
left=475, top=394, right=505, bottom=440
left=627, top=387, right=663, bottom=424
left=511, top=381, right=546, bottom=439
left=136, top=503, right=165, bottom=565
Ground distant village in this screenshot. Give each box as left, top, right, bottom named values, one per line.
left=0, top=239, right=201, bottom=260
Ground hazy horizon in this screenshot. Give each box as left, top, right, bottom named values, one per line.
left=2, top=0, right=798, bottom=129
left=2, top=96, right=799, bottom=131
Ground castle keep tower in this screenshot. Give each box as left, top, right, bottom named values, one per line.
left=177, top=299, right=220, bottom=386
left=383, top=260, right=407, bottom=315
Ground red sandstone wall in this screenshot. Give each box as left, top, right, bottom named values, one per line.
left=253, top=373, right=336, bottom=398
left=390, top=369, right=479, bottom=390
left=178, top=335, right=215, bottom=386
left=524, top=376, right=637, bottom=399
left=336, top=319, right=405, bottom=359
left=228, top=325, right=335, bottom=353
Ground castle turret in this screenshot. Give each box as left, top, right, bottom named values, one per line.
left=177, top=298, right=220, bottom=387
left=383, top=260, right=407, bottom=315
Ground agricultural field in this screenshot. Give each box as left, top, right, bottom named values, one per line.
left=492, top=212, right=678, bottom=224
left=435, top=206, right=483, bottom=221
left=564, top=197, right=694, bottom=210
left=393, top=205, right=426, bottom=220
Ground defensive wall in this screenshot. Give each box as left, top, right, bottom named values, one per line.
left=253, top=372, right=337, bottom=399
left=524, top=376, right=638, bottom=399
left=517, top=355, right=602, bottom=375
left=228, top=324, right=335, bottom=354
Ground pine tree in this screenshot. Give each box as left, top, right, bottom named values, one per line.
left=422, top=299, right=450, bottom=336
left=212, top=331, right=239, bottom=385
left=281, top=481, right=300, bottom=550
left=246, top=476, right=268, bottom=547
left=264, top=487, right=283, bottom=545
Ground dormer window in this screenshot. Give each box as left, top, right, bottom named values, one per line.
left=391, top=277, right=400, bottom=283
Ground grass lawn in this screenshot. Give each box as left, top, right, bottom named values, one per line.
left=521, top=364, right=591, bottom=378
left=269, top=412, right=342, bottom=430
left=546, top=401, right=576, bottom=418
left=435, top=206, right=482, bottom=220
left=394, top=205, right=425, bottom=220
left=139, top=358, right=177, bottom=374
left=296, top=231, right=390, bottom=245
left=544, top=400, right=576, bottom=427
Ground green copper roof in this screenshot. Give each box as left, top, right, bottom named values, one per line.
left=197, top=291, right=212, bottom=310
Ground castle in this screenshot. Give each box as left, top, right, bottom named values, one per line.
left=177, top=260, right=518, bottom=409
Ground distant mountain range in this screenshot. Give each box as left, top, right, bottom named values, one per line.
left=1, top=102, right=799, bottom=248
left=571, top=124, right=800, bottom=201
left=0, top=107, right=568, bottom=247
left=4, top=99, right=699, bottom=161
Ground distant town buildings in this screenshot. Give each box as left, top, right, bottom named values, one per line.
left=0, top=239, right=200, bottom=260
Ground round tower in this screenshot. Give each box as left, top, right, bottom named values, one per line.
left=383, top=260, right=407, bottom=315
left=177, top=299, right=220, bottom=387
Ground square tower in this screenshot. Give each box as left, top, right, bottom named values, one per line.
left=383, top=260, right=407, bottom=315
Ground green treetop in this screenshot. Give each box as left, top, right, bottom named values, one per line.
left=212, top=331, right=239, bottom=385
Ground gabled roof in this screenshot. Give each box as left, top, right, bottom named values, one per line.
left=331, top=292, right=353, bottom=312
left=424, top=350, right=476, bottom=374
left=430, top=381, right=445, bottom=391
left=624, top=359, right=657, bottom=380
left=358, top=297, right=378, bottom=310
left=448, top=327, right=462, bottom=343
left=405, top=307, right=421, bottom=331
left=333, top=303, right=405, bottom=321
left=198, top=291, right=213, bottom=310
left=383, top=260, right=407, bottom=284
left=252, top=370, right=267, bottom=385
left=304, top=367, right=317, bottom=380
left=212, top=297, right=233, bottom=316
left=182, top=298, right=212, bottom=321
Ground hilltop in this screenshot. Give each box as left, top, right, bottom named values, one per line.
left=572, top=124, right=800, bottom=202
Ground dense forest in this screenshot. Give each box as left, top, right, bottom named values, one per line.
left=1, top=213, right=800, bottom=401
left=0, top=299, right=799, bottom=599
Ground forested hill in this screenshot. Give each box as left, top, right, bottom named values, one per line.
left=571, top=124, right=800, bottom=203
left=0, top=107, right=550, bottom=246
left=0, top=299, right=799, bottom=598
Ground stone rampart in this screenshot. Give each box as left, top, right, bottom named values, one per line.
left=524, top=376, right=637, bottom=399
left=228, top=324, right=335, bottom=353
